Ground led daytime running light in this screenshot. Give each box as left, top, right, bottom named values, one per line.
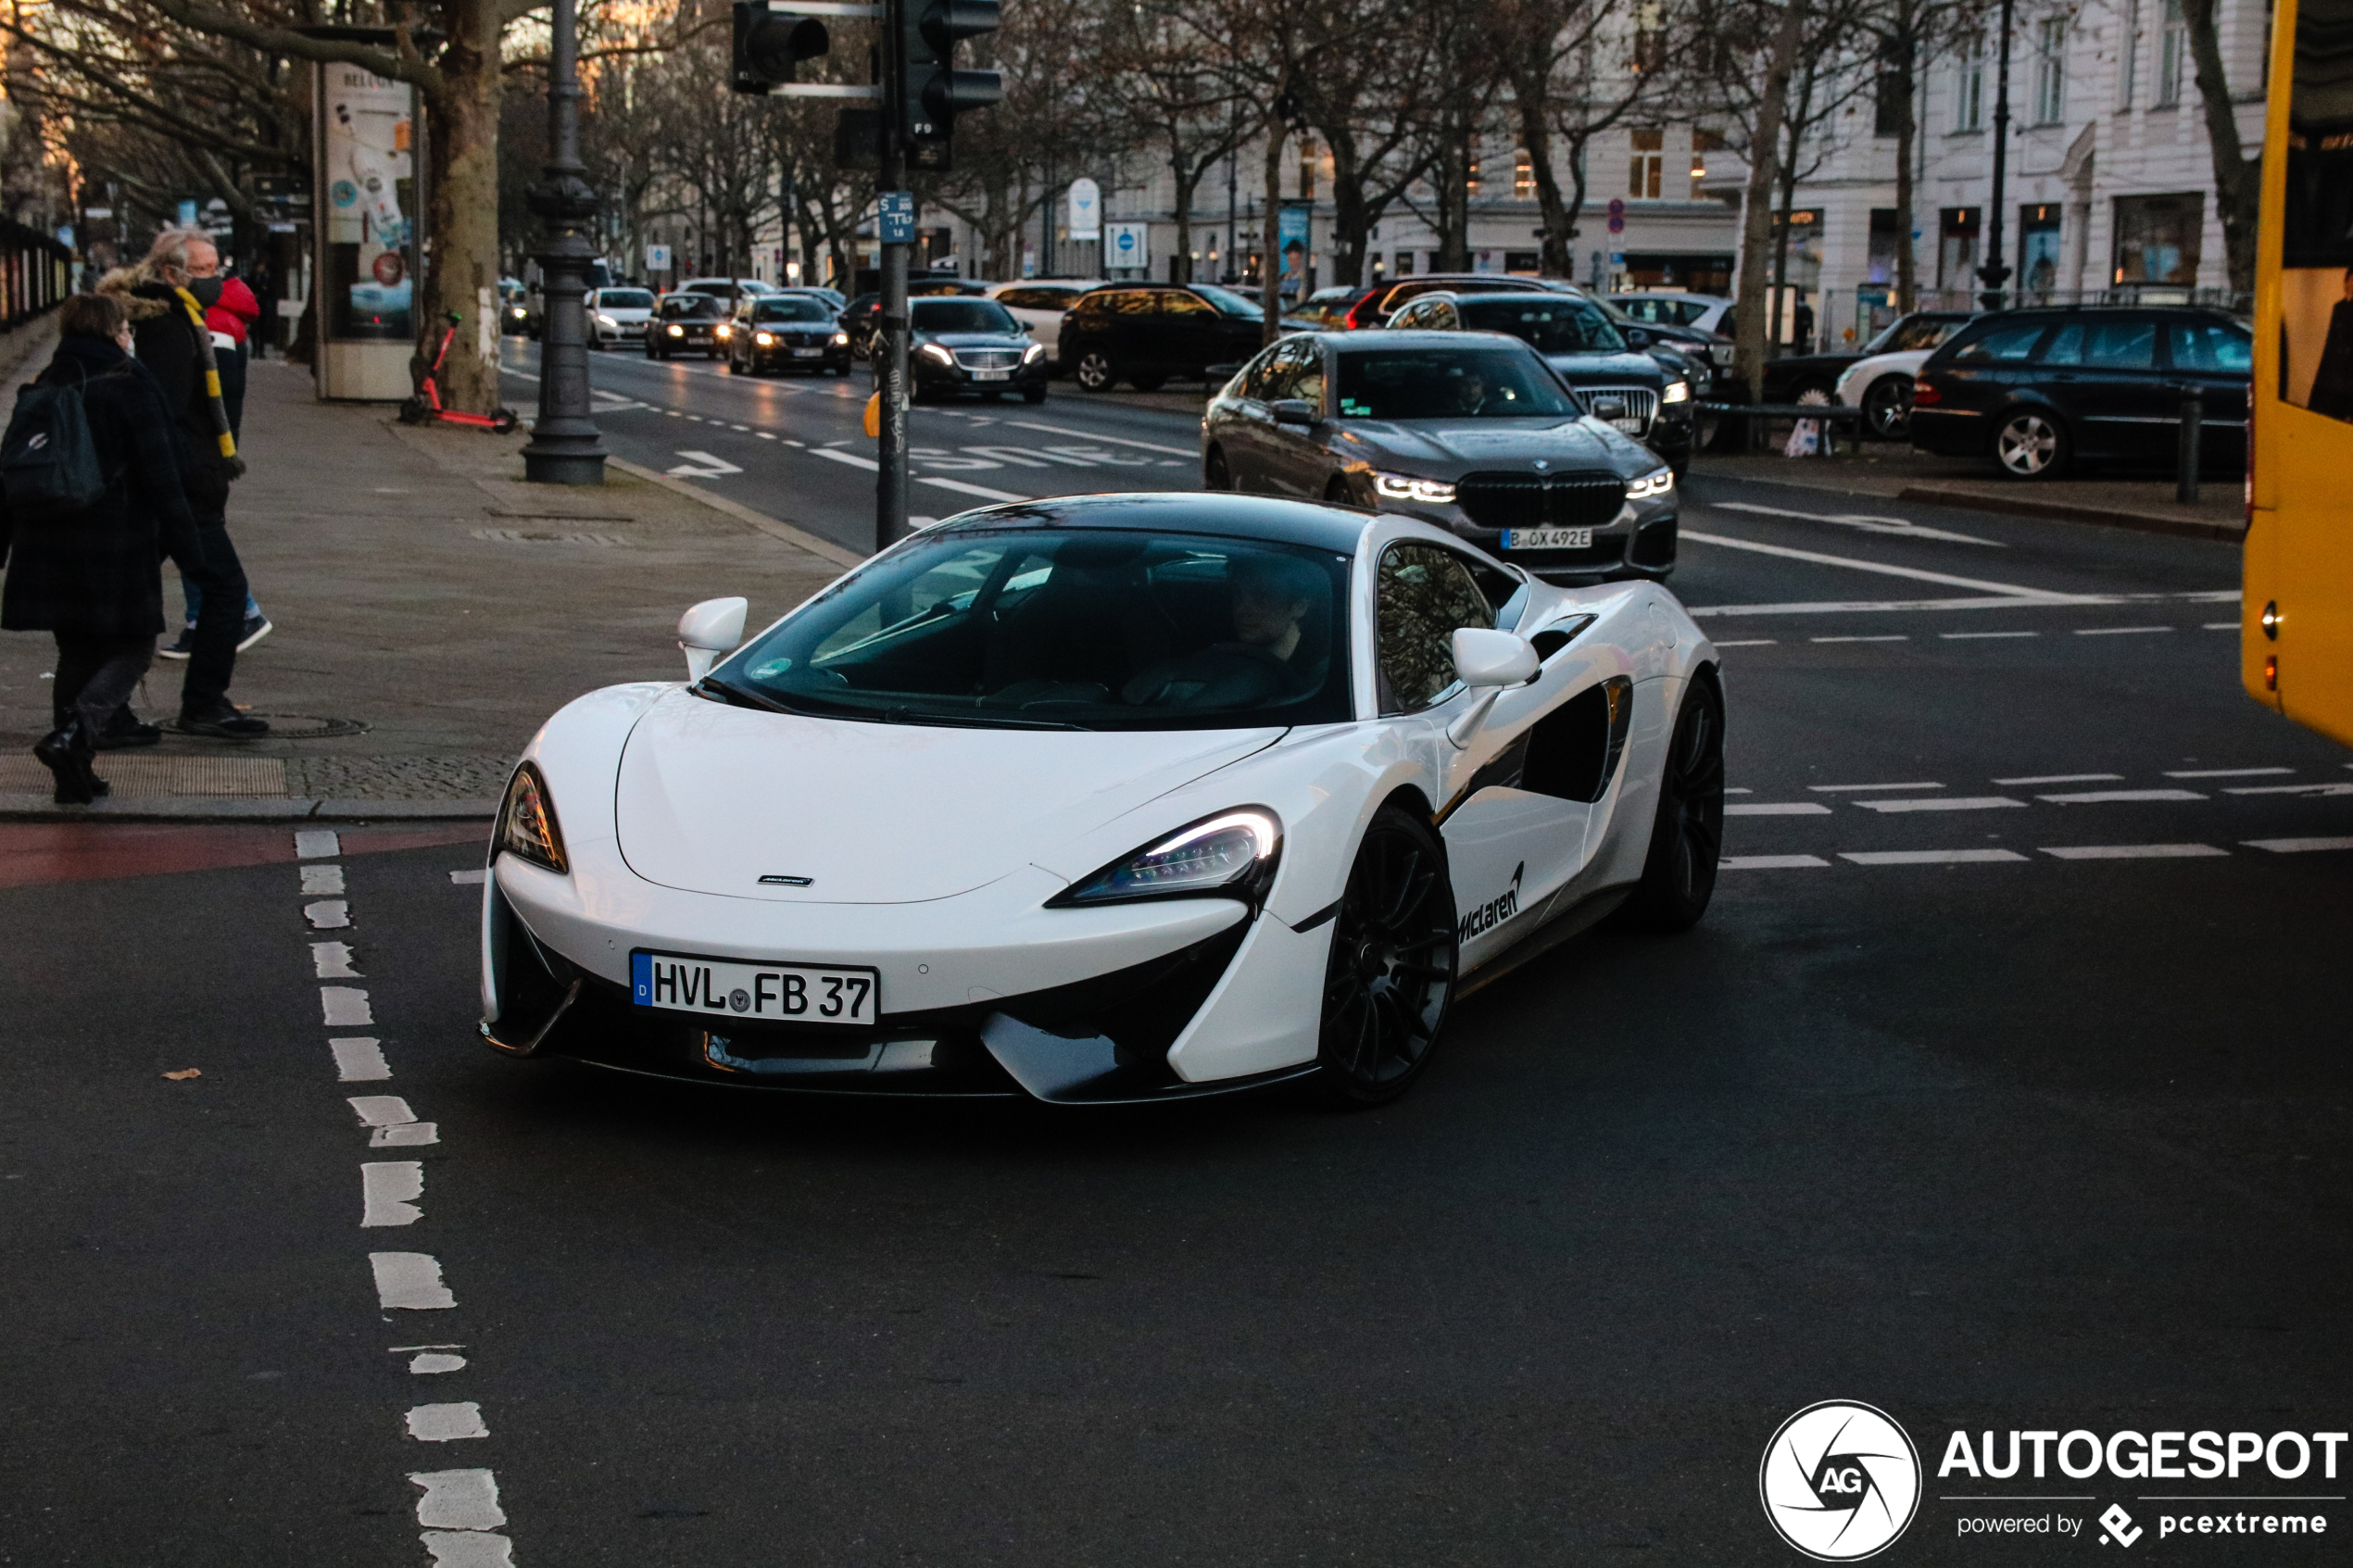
left=1627, top=469, right=1675, bottom=500
left=1051, top=809, right=1282, bottom=909
left=1373, top=470, right=1457, bottom=505
left=497, top=763, right=568, bottom=874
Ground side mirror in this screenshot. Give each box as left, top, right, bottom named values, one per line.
left=677, top=596, right=749, bottom=683
left=1270, top=397, right=1317, bottom=426
left=1625, top=327, right=1652, bottom=346
left=1445, top=627, right=1540, bottom=747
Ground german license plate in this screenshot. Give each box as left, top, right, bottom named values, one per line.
left=1610, top=417, right=1644, bottom=434
left=631, top=950, right=879, bottom=1026
left=792, top=347, right=822, bottom=358
left=974, top=369, right=1012, bottom=382
left=1504, top=527, right=1593, bottom=551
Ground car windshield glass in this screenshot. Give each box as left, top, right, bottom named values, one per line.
left=663, top=296, right=721, bottom=319
left=1190, top=283, right=1265, bottom=319
left=1334, top=348, right=1578, bottom=419
left=913, top=298, right=1018, bottom=332
left=598, top=290, right=653, bottom=309
left=755, top=298, right=833, bottom=321
left=1869, top=315, right=1967, bottom=353
left=721, top=527, right=1353, bottom=731
left=1458, top=297, right=1627, bottom=353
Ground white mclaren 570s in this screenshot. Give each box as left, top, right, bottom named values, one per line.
left=481, top=491, right=1723, bottom=1106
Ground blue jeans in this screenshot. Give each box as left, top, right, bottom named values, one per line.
left=182, top=579, right=261, bottom=627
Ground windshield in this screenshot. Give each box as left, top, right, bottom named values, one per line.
left=662, top=295, right=722, bottom=319
left=597, top=290, right=653, bottom=310
left=755, top=297, right=834, bottom=322
left=1335, top=347, right=1579, bottom=420
left=1190, top=283, right=1265, bottom=319
left=1865, top=315, right=1970, bottom=353
left=719, top=527, right=1353, bottom=731
left=913, top=298, right=1019, bottom=333
left=1458, top=296, right=1627, bottom=353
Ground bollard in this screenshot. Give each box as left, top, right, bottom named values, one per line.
left=2177, top=386, right=2202, bottom=504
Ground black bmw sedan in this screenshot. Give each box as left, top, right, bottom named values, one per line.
left=901, top=295, right=1049, bottom=403
left=728, top=294, right=852, bottom=376
left=1384, top=290, right=1695, bottom=472
left=1202, top=331, right=1680, bottom=582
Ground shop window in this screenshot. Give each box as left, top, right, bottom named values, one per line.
left=1629, top=128, right=1664, bottom=199
left=2112, top=193, right=2204, bottom=283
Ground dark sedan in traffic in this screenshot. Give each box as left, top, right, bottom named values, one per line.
left=1201, top=331, right=1679, bottom=582
left=648, top=293, right=728, bottom=360
left=728, top=294, right=852, bottom=376
left=1909, top=307, right=2250, bottom=479
left=900, top=295, right=1049, bottom=402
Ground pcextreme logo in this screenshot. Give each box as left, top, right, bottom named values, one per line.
left=1761, top=1400, right=1924, bottom=1562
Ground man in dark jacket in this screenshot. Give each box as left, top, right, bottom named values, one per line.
left=100, top=228, right=267, bottom=738
left=0, top=292, right=206, bottom=802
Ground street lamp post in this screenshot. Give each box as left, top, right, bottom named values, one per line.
left=1976, top=0, right=2016, bottom=311
left=521, top=0, right=608, bottom=484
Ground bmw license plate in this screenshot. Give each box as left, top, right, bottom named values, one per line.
left=632, top=950, right=879, bottom=1026
left=792, top=347, right=822, bottom=358
left=974, top=369, right=1012, bottom=382
left=1504, top=527, right=1593, bottom=551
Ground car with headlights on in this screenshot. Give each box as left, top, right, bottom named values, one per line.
left=728, top=294, right=851, bottom=376
left=899, top=295, right=1050, bottom=402
left=479, top=492, right=1723, bottom=1106
left=1202, top=331, right=1680, bottom=583
left=1386, top=290, right=1695, bottom=471
left=585, top=287, right=655, bottom=349
left=647, top=293, right=727, bottom=359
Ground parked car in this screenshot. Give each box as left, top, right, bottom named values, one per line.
left=1288, top=286, right=1364, bottom=330
left=1831, top=314, right=1983, bottom=440
left=1759, top=310, right=1976, bottom=403
left=983, top=280, right=1107, bottom=369
left=900, top=295, right=1049, bottom=402
left=673, top=278, right=780, bottom=302
left=1611, top=292, right=1734, bottom=338
left=839, top=279, right=989, bottom=358
left=1593, top=295, right=1727, bottom=382
left=1385, top=290, right=1695, bottom=472
left=1909, top=306, right=2251, bottom=479
left=729, top=294, right=852, bottom=376
left=585, top=286, right=656, bottom=349
left=648, top=292, right=730, bottom=359
left=1202, top=331, right=1680, bottom=583
left=1060, top=282, right=1312, bottom=392
left=1341, top=273, right=1561, bottom=330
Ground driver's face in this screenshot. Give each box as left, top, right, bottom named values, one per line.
left=1232, top=585, right=1308, bottom=647
left=1456, top=373, right=1487, bottom=408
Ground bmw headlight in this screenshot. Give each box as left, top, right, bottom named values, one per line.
left=1023, top=341, right=1046, bottom=362
left=1048, top=809, right=1282, bottom=909
left=1660, top=379, right=1691, bottom=404
left=832, top=330, right=850, bottom=345
left=1627, top=468, right=1676, bottom=500
left=919, top=342, right=955, bottom=366
left=755, top=331, right=775, bottom=345
left=1373, top=471, right=1457, bottom=505
left=497, top=763, right=568, bottom=874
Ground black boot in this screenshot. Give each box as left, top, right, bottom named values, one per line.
left=97, top=705, right=162, bottom=750
left=32, top=722, right=98, bottom=806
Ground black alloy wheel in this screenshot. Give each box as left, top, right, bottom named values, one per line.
left=1862, top=374, right=1913, bottom=439
left=1074, top=349, right=1117, bottom=393
left=1618, top=674, right=1724, bottom=932
left=1312, top=806, right=1458, bottom=1107
left=1204, top=447, right=1234, bottom=491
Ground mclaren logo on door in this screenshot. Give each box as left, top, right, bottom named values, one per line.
left=1458, top=862, right=1525, bottom=944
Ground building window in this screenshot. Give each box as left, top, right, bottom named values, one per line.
left=1515, top=149, right=1535, bottom=199
left=1956, top=37, right=1986, bottom=130
left=1629, top=127, right=1664, bottom=199
left=1875, top=67, right=1906, bottom=136
left=2020, top=204, right=2063, bottom=292
left=1691, top=126, right=1723, bottom=182
left=2113, top=192, right=2204, bottom=282
left=2032, top=18, right=2066, bottom=122
left=1632, top=0, right=1665, bottom=70
left=1939, top=207, right=1982, bottom=290
left=2158, top=0, right=2187, bottom=104
left=1299, top=138, right=1317, bottom=200
left=1466, top=154, right=1481, bottom=196
left=2120, top=0, right=2141, bottom=107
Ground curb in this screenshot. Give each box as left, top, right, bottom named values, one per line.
left=0, top=793, right=497, bottom=823
left=1894, top=484, right=2245, bottom=543
left=607, top=458, right=864, bottom=567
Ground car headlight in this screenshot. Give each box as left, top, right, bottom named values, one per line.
left=832, top=331, right=850, bottom=345
left=1660, top=379, right=1690, bottom=404
left=497, top=762, right=568, bottom=874
left=755, top=331, right=774, bottom=345
left=919, top=342, right=955, bottom=366
left=715, top=324, right=733, bottom=339
left=593, top=312, right=616, bottom=327
left=1373, top=471, right=1457, bottom=505
left=1023, top=341, right=1046, bottom=362
left=1627, top=468, right=1676, bottom=500
left=1049, top=809, right=1281, bottom=909
left=666, top=323, right=685, bottom=336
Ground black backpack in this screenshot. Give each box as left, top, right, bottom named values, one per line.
left=1, top=367, right=107, bottom=523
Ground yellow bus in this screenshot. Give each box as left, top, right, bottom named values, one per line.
left=2253, top=0, right=2353, bottom=745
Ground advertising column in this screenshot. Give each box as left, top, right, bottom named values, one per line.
left=316, top=64, right=421, bottom=400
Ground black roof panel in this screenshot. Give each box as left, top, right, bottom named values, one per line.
left=930, top=492, right=1371, bottom=553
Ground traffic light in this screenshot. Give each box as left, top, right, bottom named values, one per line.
left=902, top=0, right=1002, bottom=144
left=733, top=0, right=830, bottom=94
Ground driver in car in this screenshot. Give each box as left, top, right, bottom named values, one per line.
left=1124, top=553, right=1325, bottom=708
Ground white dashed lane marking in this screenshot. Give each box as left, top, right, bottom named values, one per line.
left=321, top=986, right=373, bottom=1026
left=411, top=1470, right=505, bottom=1529
left=406, top=1403, right=489, bottom=1442
left=1943, top=630, right=2038, bottom=640
left=1841, top=848, right=2030, bottom=865
left=2246, top=836, right=2353, bottom=852
left=400, top=1348, right=469, bottom=1374
left=1811, top=634, right=1907, bottom=644
left=333, top=1036, right=392, bottom=1081
left=1722, top=855, right=1831, bottom=870
left=2167, top=766, right=2294, bottom=778
left=1726, top=803, right=1832, bottom=816
left=362, top=1161, right=425, bottom=1226
left=2036, top=788, right=2206, bottom=804
left=2040, top=843, right=2230, bottom=859
left=312, top=942, right=361, bottom=978
left=350, top=1096, right=439, bottom=1148
left=450, top=870, right=487, bottom=885
left=305, top=899, right=351, bottom=929
left=1851, top=796, right=2025, bottom=813
left=302, top=864, right=346, bottom=895
left=1810, top=782, right=1943, bottom=792
left=371, top=1252, right=457, bottom=1310
left=1994, top=772, right=2122, bottom=785
left=296, top=830, right=341, bottom=859
left=2075, top=625, right=2172, bottom=636
left=2227, top=782, right=2353, bottom=796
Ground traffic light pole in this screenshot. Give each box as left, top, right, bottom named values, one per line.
left=875, top=0, right=912, bottom=554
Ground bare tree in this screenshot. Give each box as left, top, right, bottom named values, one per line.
left=1100, top=0, right=1246, bottom=282
left=1494, top=0, right=1667, bottom=279
left=2179, top=0, right=2256, bottom=292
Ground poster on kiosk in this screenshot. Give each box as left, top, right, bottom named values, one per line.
left=315, top=64, right=421, bottom=401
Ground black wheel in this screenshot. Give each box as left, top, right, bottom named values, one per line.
left=1074, top=348, right=1116, bottom=392
left=1618, top=674, right=1724, bottom=933
left=1993, top=407, right=2070, bottom=479
left=1204, top=446, right=1234, bottom=491
left=1310, top=806, right=1458, bottom=1108
left=396, top=395, right=429, bottom=426
left=1861, top=374, right=1913, bottom=439
left=491, top=408, right=520, bottom=434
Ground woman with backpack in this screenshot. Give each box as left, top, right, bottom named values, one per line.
left=0, top=292, right=205, bottom=804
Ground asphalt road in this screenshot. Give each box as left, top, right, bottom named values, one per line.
left=4, top=363, right=2349, bottom=1567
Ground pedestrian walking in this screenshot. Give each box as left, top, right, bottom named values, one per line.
left=100, top=229, right=269, bottom=738
left=156, top=250, right=272, bottom=664
left=0, top=293, right=206, bottom=803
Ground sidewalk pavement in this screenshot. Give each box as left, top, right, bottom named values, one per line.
left=1690, top=443, right=2245, bottom=541
left=0, top=356, right=849, bottom=821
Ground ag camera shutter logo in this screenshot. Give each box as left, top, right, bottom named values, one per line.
left=1760, top=1400, right=1922, bottom=1561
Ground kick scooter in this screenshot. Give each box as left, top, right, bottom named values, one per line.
left=399, top=312, right=522, bottom=433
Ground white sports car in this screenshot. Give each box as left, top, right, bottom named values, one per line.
left=480, top=493, right=1725, bottom=1106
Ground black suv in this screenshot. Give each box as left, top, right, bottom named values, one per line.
left=1385, top=289, right=1696, bottom=472
left=1059, top=283, right=1307, bottom=392
left=1910, top=307, right=2251, bottom=479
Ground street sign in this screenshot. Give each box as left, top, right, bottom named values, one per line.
left=1606, top=197, right=1625, bottom=220
left=879, top=190, right=915, bottom=245
left=1068, top=178, right=1101, bottom=242
left=178, top=199, right=199, bottom=226
left=1610, top=252, right=1625, bottom=265
left=1607, top=215, right=1625, bottom=234
left=1104, top=220, right=1148, bottom=271
left=645, top=244, right=673, bottom=272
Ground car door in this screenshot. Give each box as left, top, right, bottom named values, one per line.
left=1154, top=290, right=1223, bottom=377
left=2163, top=317, right=2252, bottom=469
left=1214, top=341, right=1287, bottom=490
left=2039, top=314, right=2169, bottom=461
left=1367, top=533, right=1594, bottom=970
left=1252, top=338, right=1329, bottom=496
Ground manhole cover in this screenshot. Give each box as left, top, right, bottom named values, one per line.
left=164, top=714, right=372, bottom=740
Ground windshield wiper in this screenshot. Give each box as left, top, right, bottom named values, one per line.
left=693, top=675, right=799, bottom=714
left=885, top=706, right=1088, bottom=732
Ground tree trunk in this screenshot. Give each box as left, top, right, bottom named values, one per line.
left=1517, top=86, right=1574, bottom=278
left=1262, top=112, right=1287, bottom=345
left=1733, top=2, right=1805, bottom=406
left=1893, top=54, right=1918, bottom=313
left=1326, top=136, right=1369, bottom=289
left=2181, top=0, right=2257, bottom=293
left=1172, top=157, right=1198, bottom=283
left=422, top=0, right=506, bottom=416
